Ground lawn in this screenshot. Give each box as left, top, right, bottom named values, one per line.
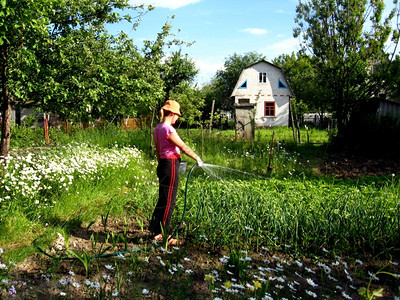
left=0, top=125, right=399, bottom=299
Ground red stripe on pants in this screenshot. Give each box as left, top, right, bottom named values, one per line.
left=163, top=158, right=175, bottom=225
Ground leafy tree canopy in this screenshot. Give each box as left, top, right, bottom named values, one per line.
left=294, top=0, right=399, bottom=135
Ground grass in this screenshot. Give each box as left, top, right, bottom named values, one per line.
left=0, top=124, right=399, bottom=299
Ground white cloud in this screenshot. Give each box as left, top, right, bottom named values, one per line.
left=265, top=37, right=300, bottom=58
left=241, top=28, right=268, bottom=35
left=129, top=0, right=200, bottom=10
left=193, top=59, right=224, bottom=85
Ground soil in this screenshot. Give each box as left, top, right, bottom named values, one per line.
left=321, top=154, right=400, bottom=179
left=3, top=154, right=400, bottom=299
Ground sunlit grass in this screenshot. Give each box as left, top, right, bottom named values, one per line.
left=0, top=125, right=399, bottom=298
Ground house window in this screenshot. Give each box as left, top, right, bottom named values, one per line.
left=278, top=79, right=287, bottom=88
left=264, top=101, right=275, bottom=116
left=239, top=80, right=247, bottom=89
left=259, top=72, right=267, bottom=83
left=239, top=98, right=250, bottom=104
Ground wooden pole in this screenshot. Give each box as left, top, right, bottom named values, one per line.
left=65, top=121, right=69, bottom=136
left=289, top=98, right=297, bottom=143
left=43, top=113, right=49, bottom=144
left=209, top=100, right=215, bottom=136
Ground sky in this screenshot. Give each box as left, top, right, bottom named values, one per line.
left=109, top=0, right=398, bottom=86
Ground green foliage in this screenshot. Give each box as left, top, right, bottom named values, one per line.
left=10, top=125, right=47, bottom=148
left=294, top=0, right=399, bottom=135
left=161, top=49, right=199, bottom=102
left=273, top=52, right=331, bottom=119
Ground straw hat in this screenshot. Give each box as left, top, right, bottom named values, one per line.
left=162, top=100, right=181, bottom=116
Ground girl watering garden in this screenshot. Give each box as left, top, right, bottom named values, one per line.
left=149, top=100, right=203, bottom=246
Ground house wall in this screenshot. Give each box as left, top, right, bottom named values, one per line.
left=231, top=61, right=293, bottom=127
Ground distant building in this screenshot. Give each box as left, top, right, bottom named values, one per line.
left=231, top=60, right=294, bottom=127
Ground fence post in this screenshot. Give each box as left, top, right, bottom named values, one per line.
left=43, top=113, right=49, bottom=144
left=209, top=100, right=215, bottom=136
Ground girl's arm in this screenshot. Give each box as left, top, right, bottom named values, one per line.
left=168, top=132, right=199, bottom=161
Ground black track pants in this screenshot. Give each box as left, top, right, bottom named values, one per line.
left=149, top=158, right=180, bottom=235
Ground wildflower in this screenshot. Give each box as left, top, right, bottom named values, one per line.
left=199, top=235, right=208, bottom=241
left=275, top=284, right=284, bottom=289
left=246, top=282, right=255, bottom=291
left=72, top=282, right=80, bottom=288
left=0, top=263, right=8, bottom=270
left=368, top=271, right=379, bottom=281
left=322, top=247, right=329, bottom=253
left=342, top=291, right=352, bottom=299
left=305, top=267, right=316, bottom=274
left=295, top=260, right=303, bottom=267
left=306, top=290, right=317, bottom=298
left=142, top=289, right=150, bottom=295
left=59, top=278, right=67, bottom=286
left=323, top=265, right=332, bottom=274
left=253, top=280, right=262, bottom=289
left=105, top=264, right=114, bottom=270
left=103, top=274, right=111, bottom=281
left=328, top=274, right=338, bottom=282
left=224, top=281, right=232, bottom=289
left=355, top=259, right=363, bottom=265
left=8, top=285, right=16, bottom=296
left=0, top=248, right=3, bottom=254
left=69, top=270, right=75, bottom=276
left=60, top=291, right=67, bottom=296
left=276, top=276, right=285, bottom=283
left=205, top=274, right=215, bottom=283
left=112, top=289, right=119, bottom=297
left=307, top=278, right=318, bottom=287
left=219, top=257, right=229, bottom=263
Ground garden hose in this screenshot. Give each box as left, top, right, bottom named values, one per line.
left=33, top=163, right=199, bottom=260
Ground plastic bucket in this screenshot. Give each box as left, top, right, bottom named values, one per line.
left=179, top=161, right=187, bottom=174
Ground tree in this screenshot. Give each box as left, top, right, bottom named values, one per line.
left=273, top=52, right=331, bottom=126
left=0, top=0, right=151, bottom=160
left=170, top=82, right=205, bottom=128
left=294, top=0, right=399, bottom=137
left=161, top=50, right=199, bottom=104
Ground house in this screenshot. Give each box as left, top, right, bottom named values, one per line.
left=230, top=60, right=294, bottom=127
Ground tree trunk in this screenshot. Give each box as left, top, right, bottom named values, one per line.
left=0, top=98, right=11, bottom=161
left=0, top=42, right=11, bottom=162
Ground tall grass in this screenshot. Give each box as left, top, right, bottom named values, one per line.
left=183, top=172, right=399, bottom=255
left=1, top=124, right=399, bottom=261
